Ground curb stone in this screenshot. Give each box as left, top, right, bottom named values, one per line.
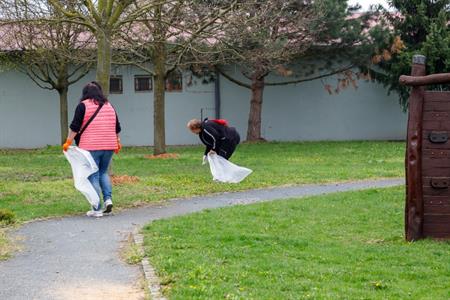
left=132, top=227, right=167, bottom=300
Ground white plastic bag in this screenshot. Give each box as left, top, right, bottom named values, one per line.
left=63, top=146, right=100, bottom=208
left=207, top=153, right=252, bottom=183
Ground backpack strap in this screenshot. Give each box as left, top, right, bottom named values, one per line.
left=75, top=104, right=103, bottom=145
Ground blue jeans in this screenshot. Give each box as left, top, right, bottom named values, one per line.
left=88, top=150, right=114, bottom=211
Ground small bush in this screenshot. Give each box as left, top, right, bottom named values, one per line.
left=0, top=209, right=16, bottom=226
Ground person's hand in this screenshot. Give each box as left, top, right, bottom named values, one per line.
left=62, top=138, right=72, bottom=152
left=202, top=155, right=207, bottom=165
left=209, top=150, right=216, bottom=155
left=114, top=138, right=122, bottom=154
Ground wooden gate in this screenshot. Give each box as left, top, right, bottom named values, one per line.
left=400, top=55, right=450, bottom=241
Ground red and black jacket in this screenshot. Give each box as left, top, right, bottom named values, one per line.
left=199, top=119, right=240, bottom=156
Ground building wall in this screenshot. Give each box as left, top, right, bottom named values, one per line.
left=220, top=67, right=407, bottom=141
left=0, top=66, right=215, bottom=148
left=0, top=69, right=60, bottom=148
left=0, top=65, right=407, bottom=149
left=107, top=66, right=216, bottom=147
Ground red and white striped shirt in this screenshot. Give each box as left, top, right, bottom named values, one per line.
left=78, top=100, right=118, bottom=150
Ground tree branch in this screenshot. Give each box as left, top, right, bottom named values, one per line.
left=217, top=67, right=251, bottom=89
left=265, top=65, right=355, bottom=86
left=83, top=0, right=102, bottom=25
left=26, top=68, right=55, bottom=90
left=172, top=0, right=238, bottom=67
left=68, top=65, right=92, bottom=85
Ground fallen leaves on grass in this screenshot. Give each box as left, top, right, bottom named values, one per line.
left=111, top=175, right=140, bottom=185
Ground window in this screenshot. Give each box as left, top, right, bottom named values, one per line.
left=134, top=75, right=152, bottom=92
left=165, top=70, right=182, bottom=92
left=110, top=76, right=123, bottom=94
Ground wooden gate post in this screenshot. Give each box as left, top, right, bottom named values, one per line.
left=405, top=55, right=426, bottom=241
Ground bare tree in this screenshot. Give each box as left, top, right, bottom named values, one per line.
left=7, top=0, right=234, bottom=152
left=117, top=0, right=237, bottom=155
left=47, top=0, right=164, bottom=94
left=0, top=0, right=94, bottom=144
left=214, top=0, right=375, bottom=141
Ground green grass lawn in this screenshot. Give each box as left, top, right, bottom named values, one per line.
left=0, top=141, right=404, bottom=222
left=143, top=186, right=450, bottom=299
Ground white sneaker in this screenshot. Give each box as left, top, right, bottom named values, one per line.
left=103, top=199, right=113, bottom=214
left=86, top=210, right=103, bottom=217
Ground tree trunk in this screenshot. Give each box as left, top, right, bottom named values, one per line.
left=246, top=75, right=265, bottom=141
left=153, top=46, right=166, bottom=155
left=58, top=86, right=69, bottom=144
left=96, top=30, right=112, bottom=96
left=152, top=4, right=166, bottom=155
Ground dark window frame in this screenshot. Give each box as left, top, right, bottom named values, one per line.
left=110, top=76, right=123, bottom=94
left=134, top=75, right=153, bottom=92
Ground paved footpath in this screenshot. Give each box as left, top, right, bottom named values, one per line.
left=0, top=178, right=403, bottom=300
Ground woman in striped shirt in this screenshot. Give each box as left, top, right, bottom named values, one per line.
left=63, top=81, right=121, bottom=217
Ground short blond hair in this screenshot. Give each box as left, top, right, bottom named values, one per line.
left=187, top=119, right=202, bottom=130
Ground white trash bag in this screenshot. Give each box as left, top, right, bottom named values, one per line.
left=207, top=153, right=252, bottom=183
left=63, top=146, right=100, bottom=208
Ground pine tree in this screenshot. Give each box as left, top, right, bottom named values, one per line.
left=371, top=0, right=450, bottom=109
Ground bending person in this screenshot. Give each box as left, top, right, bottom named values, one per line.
left=187, top=118, right=240, bottom=160
left=63, top=81, right=122, bottom=217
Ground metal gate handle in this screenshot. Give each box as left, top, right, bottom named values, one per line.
left=430, top=178, right=449, bottom=189
left=429, top=132, right=448, bottom=143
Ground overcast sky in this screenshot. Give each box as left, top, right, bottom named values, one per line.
left=348, top=0, right=390, bottom=11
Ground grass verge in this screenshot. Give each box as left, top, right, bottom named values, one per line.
left=0, top=141, right=404, bottom=222
left=143, top=186, right=450, bottom=299
left=121, top=234, right=144, bottom=266
left=0, top=141, right=405, bottom=260
left=0, top=228, right=13, bottom=261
